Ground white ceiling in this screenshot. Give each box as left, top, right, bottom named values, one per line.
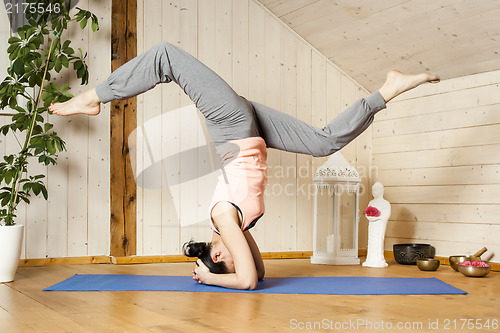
left=258, top=0, right=500, bottom=91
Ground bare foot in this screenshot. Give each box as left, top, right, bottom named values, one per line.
left=379, top=70, right=440, bottom=103
left=49, top=88, right=101, bottom=116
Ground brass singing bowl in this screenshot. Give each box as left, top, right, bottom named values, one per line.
left=449, top=255, right=480, bottom=271
left=449, top=247, right=488, bottom=271
left=458, top=265, right=491, bottom=277
left=416, top=258, right=440, bottom=271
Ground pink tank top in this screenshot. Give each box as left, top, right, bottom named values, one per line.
left=209, top=137, right=268, bottom=234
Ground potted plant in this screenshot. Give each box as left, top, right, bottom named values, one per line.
left=0, top=0, right=98, bottom=283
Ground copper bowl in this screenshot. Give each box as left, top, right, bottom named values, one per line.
left=458, top=264, right=491, bottom=277
left=449, top=255, right=480, bottom=271
left=417, top=258, right=440, bottom=271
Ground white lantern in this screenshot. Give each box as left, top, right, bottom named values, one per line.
left=311, top=151, right=360, bottom=265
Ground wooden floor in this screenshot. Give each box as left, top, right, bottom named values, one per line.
left=1, top=258, right=498, bottom=332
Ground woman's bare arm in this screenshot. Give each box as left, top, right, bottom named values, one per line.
left=244, top=231, right=265, bottom=280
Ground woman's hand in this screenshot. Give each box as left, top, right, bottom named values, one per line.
left=192, top=259, right=212, bottom=285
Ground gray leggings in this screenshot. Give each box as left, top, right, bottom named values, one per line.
left=96, top=42, right=386, bottom=157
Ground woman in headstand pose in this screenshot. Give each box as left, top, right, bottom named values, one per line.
left=50, top=42, right=439, bottom=290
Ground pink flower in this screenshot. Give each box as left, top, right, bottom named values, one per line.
left=460, top=260, right=490, bottom=267
left=365, top=206, right=381, bottom=217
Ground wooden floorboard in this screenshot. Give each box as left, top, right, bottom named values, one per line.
left=1, top=259, right=498, bottom=332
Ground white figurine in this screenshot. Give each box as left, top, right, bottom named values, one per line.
left=362, top=182, right=391, bottom=268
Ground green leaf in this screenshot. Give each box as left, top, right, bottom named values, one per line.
left=12, top=113, right=24, bottom=122
left=41, top=185, right=48, bottom=200
left=80, top=18, right=88, bottom=29
left=59, top=94, right=73, bottom=102
left=18, top=30, right=26, bottom=40
left=28, top=74, right=37, bottom=87
left=74, top=60, right=83, bottom=70
left=77, top=67, right=85, bottom=78
left=4, top=170, right=12, bottom=185
left=7, top=43, right=19, bottom=54
left=91, top=20, right=98, bottom=32
left=12, top=59, right=25, bottom=76
left=1, top=195, right=10, bottom=207
left=22, top=183, right=31, bottom=194
left=48, top=139, right=57, bottom=154
left=55, top=56, right=62, bottom=72
left=76, top=10, right=85, bottom=21
left=32, top=124, right=43, bottom=135
left=27, top=42, right=37, bottom=50
left=0, top=191, right=9, bottom=201
left=6, top=154, right=14, bottom=164
left=44, top=123, right=54, bottom=132
left=61, top=55, right=69, bottom=68
left=46, top=82, right=58, bottom=92
left=1, top=125, right=9, bottom=135
left=55, top=138, right=64, bottom=152
left=23, top=52, right=36, bottom=63
left=19, top=195, right=30, bottom=204
left=12, top=105, right=25, bottom=113
left=32, top=183, right=41, bottom=196
left=42, top=92, right=53, bottom=101
left=8, top=37, right=21, bottom=44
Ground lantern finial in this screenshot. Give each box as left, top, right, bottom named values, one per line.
left=314, top=151, right=360, bottom=184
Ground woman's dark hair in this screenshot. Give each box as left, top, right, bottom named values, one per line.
left=183, top=240, right=228, bottom=274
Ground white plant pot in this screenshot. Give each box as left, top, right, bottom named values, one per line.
left=0, top=224, right=24, bottom=283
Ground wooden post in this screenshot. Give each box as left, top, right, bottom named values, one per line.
left=110, top=0, right=137, bottom=256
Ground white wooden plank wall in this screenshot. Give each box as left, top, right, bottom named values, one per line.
left=135, top=0, right=371, bottom=255
left=0, top=0, right=111, bottom=259
left=372, top=70, right=500, bottom=263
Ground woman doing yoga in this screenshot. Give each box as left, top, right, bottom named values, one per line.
left=50, top=42, right=439, bottom=290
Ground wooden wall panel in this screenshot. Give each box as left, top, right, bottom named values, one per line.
left=279, top=28, right=297, bottom=251
left=295, top=41, right=313, bottom=251
left=355, top=87, right=371, bottom=248
left=263, top=11, right=281, bottom=252
left=0, top=0, right=112, bottom=259
left=141, top=0, right=163, bottom=255
left=135, top=0, right=144, bottom=255
left=372, top=70, right=500, bottom=263
left=248, top=0, right=267, bottom=249
left=178, top=0, right=199, bottom=250
left=159, top=0, right=182, bottom=255
left=86, top=0, right=111, bottom=256
left=135, top=0, right=372, bottom=255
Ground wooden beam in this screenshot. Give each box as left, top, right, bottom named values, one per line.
left=17, top=252, right=500, bottom=271
left=110, top=251, right=314, bottom=264
left=18, top=256, right=110, bottom=267
left=110, top=0, right=137, bottom=257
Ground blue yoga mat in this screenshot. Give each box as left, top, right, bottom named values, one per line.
left=44, top=274, right=466, bottom=295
